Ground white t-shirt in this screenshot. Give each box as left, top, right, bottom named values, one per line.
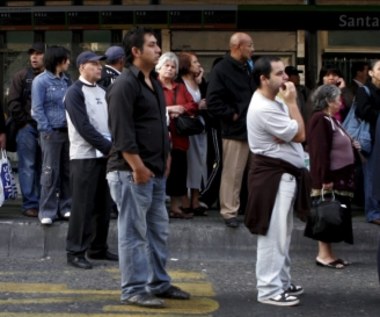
left=247, top=91, right=304, bottom=168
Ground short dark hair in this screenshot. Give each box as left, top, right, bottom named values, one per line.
left=351, top=61, right=369, bottom=77
left=252, top=55, right=281, bottom=87
left=122, top=26, right=156, bottom=65
left=317, top=64, right=342, bottom=86
left=44, top=45, right=70, bottom=73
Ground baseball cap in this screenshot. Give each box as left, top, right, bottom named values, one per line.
left=28, top=42, right=45, bottom=55
left=105, top=46, right=125, bottom=62
left=285, top=66, right=303, bottom=76
left=76, top=51, right=106, bottom=67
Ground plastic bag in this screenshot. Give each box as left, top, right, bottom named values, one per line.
left=0, top=149, right=18, bottom=206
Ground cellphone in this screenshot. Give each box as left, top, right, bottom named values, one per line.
left=336, top=81, right=342, bottom=86
left=281, top=84, right=287, bottom=90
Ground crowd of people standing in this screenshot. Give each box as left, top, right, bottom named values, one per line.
left=1, top=27, right=380, bottom=308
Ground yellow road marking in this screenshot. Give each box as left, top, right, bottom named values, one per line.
left=0, top=269, right=218, bottom=316
left=0, top=309, right=212, bottom=317
left=0, top=282, right=119, bottom=295
left=104, top=298, right=219, bottom=315
left=0, top=295, right=115, bottom=305
left=105, top=269, right=207, bottom=281
left=0, top=282, right=214, bottom=297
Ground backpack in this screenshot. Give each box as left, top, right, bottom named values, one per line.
left=342, top=85, right=372, bottom=155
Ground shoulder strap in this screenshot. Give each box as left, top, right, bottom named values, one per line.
left=172, top=85, right=178, bottom=105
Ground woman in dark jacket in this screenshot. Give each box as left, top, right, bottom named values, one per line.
left=305, top=84, right=360, bottom=269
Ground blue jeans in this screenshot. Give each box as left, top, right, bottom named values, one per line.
left=363, top=151, right=380, bottom=222
left=16, top=123, right=41, bottom=211
left=106, top=171, right=171, bottom=300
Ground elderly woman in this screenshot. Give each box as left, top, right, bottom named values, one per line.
left=305, top=84, right=360, bottom=269
left=156, top=52, right=198, bottom=219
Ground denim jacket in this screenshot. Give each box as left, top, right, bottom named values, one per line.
left=31, top=70, right=71, bottom=132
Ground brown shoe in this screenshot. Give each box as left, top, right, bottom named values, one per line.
left=23, top=208, right=38, bottom=217
left=370, top=219, right=380, bottom=225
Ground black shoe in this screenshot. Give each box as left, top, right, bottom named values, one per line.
left=67, top=254, right=93, bottom=269
left=224, top=217, right=239, bottom=228
left=121, top=294, right=164, bottom=308
left=156, top=285, right=190, bottom=300
left=87, top=250, right=119, bottom=261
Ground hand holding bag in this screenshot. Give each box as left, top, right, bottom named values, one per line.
left=0, top=149, right=18, bottom=206
left=171, top=85, right=205, bottom=136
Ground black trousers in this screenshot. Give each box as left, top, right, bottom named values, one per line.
left=66, top=158, right=111, bottom=256
left=166, top=148, right=188, bottom=197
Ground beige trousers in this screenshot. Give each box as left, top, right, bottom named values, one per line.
left=219, top=139, right=250, bottom=219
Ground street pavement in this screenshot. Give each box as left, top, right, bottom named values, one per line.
left=0, top=198, right=379, bottom=316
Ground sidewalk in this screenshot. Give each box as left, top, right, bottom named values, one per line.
left=0, top=198, right=379, bottom=259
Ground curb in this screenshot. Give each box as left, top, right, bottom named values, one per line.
left=1, top=201, right=379, bottom=260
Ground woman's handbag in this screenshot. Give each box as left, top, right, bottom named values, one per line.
left=0, top=149, right=18, bottom=206
left=304, top=191, right=346, bottom=243
left=174, top=115, right=205, bottom=136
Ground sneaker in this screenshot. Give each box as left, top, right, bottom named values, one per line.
left=258, top=292, right=300, bottom=307
left=63, top=211, right=71, bottom=219
left=286, top=283, right=304, bottom=296
left=40, top=218, right=53, bottom=225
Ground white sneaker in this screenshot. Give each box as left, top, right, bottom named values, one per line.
left=63, top=211, right=71, bottom=219
left=258, top=292, right=300, bottom=307
left=40, top=218, right=53, bottom=225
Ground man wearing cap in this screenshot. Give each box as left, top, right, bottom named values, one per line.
left=64, top=51, right=118, bottom=269
left=7, top=42, right=45, bottom=217
left=285, top=65, right=309, bottom=123
left=97, top=45, right=125, bottom=88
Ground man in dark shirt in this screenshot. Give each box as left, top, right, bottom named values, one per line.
left=106, top=26, right=190, bottom=308
left=7, top=42, right=45, bottom=217
left=206, top=32, right=256, bottom=228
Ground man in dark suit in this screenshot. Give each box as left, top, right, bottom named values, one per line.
left=348, top=61, right=369, bottom=97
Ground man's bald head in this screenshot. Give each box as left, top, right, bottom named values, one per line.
left=229, top=32, right=254, bottom=62
left=230, top=33, right=250, bottom=48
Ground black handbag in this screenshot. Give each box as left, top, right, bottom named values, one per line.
left=174, top=115, right=204, bottom=136
left=171, top=84, right=204, bottom=136
left=304, top=191, right=346, bottom=243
